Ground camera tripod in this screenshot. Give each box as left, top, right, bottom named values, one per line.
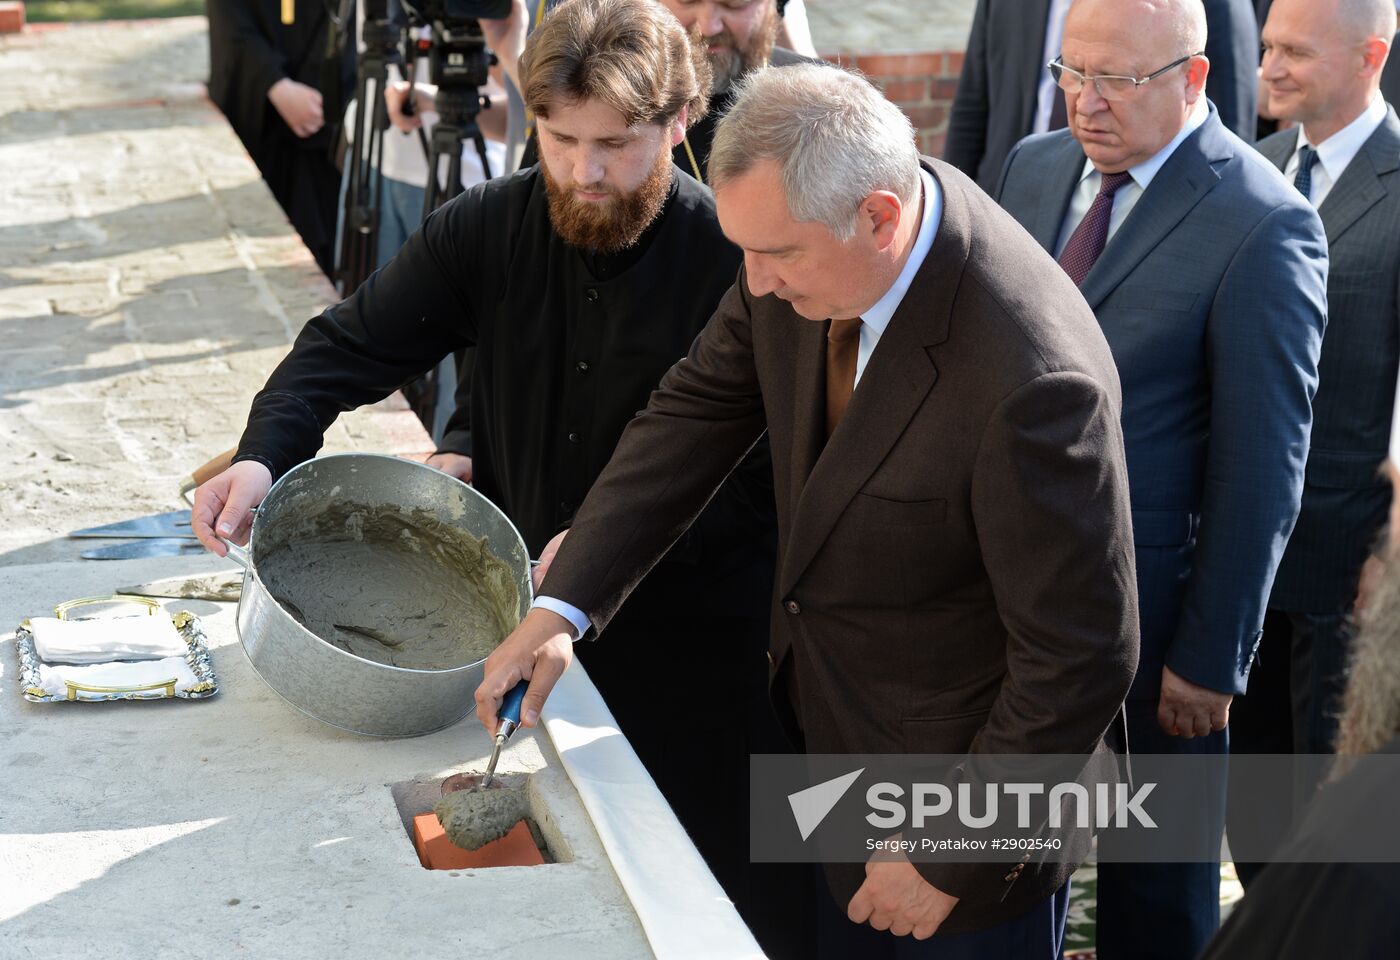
left=336, top=1, right=404, bottom=296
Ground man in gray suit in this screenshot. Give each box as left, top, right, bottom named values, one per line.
left=995, top=0, right=1327, bottom=956
left=946, top=0, right=1261, bottom=191
left=1228, top=0, right=1400, bottom=887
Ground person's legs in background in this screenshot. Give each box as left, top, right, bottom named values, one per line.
left=1096, top=698, right=1226, bottom=960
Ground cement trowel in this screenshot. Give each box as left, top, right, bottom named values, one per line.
left=481, top=679, right=529, bottom=788
left=435, top=680, right=531, bottom=851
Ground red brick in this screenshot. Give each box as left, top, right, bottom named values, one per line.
left=931, top=77, right=961, bottom=101
left=880, top=78, right=931, bottom=102
left=412, top=814, right=544, bottom=869
left=924, top=133, right=948, bottom=157
left=0, top=2, right=25, bottom=34
left=901, top=105, right=948, bottom=130
left=942, top=51, right=966, bottom=76
left=855, top=52, right=941, bottom=78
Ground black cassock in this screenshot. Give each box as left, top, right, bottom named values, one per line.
left=206, top=0, right=352, bottom=276
left=236, top=166, right=805, bottom=954
left=1200, top=735, right=1400, bottom=959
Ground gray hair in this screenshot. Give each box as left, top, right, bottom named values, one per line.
left=1332, top=543, right=1400, bottom=774
left=709, top=63, right=921, bottom=240
left=1066, top=0, right=1206, bottom=64
left=1335, top=0, right=1399, bottom=42
left=1169, top=0, right=1207, bottom=57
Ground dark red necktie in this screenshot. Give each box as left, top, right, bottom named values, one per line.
left=1058, top=170, right=1133, bottom=286
left=825, top=317, right=862, bottom=439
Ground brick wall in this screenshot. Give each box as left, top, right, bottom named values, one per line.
left=821, top=50, right=963, bottom=157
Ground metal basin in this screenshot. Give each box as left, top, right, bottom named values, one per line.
left=223, top=453, right=532, bottom=737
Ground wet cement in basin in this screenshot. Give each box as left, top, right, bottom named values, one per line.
left=255, top=502, right=520, bottom=670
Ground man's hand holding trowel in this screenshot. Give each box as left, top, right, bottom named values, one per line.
left=474, top=528, right=573, bottom=735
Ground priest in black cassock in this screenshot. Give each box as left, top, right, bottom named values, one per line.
left=206, top=0, right=353, bottom=276
left=194, top=0, right=799, bottom=953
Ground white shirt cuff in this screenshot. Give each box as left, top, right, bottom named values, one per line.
left=532, top=596, right=591, bottom=640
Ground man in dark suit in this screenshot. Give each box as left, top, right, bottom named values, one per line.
left=946, top=0, right=1260, bottom=191
left=994, top=0, right=1327, bottom=956
left=1228, top=0, right=1400, bottom=887
left=476, top=62, right=1141, bottom=958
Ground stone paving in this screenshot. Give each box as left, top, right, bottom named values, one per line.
left=808, top=0, right=974, bottom=57
left=0, top=17, right=431, bottom=568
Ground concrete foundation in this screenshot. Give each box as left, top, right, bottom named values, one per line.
left=0, top=554, right=653, bottom=957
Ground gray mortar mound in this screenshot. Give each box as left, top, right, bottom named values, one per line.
left=435, top=781, right=531, bottom=851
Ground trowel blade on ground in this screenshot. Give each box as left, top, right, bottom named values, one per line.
left=80, top=539, right=209, bottom=560
left=69, top=509, right=194, bottom=539
left=116, top=570, right=243, bottom=602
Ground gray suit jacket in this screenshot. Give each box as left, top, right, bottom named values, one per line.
left=997, top=108, right=1327, bottom=698
left=542, top=159, right=1140, bottom=931
left=1257, top=108, right=1400, bottom=613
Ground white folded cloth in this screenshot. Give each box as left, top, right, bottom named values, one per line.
left=35, top=656, right=201, bottom=700
left=28, top=614, right=187, bottom=664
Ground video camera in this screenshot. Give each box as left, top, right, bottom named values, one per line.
left=401, top=0, right=512, bottom=89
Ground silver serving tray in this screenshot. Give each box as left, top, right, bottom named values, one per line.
left=15, top=595, right=219, bottom=703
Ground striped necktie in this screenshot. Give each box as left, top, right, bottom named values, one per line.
left=1293, top=145, right=1319, bottom=202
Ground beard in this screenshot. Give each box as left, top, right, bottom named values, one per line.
left=702, top=5, right=778, bottom=95
left=542, top=146, right=673, bottom=254
left=1335, top=548, right=1400, bottom=764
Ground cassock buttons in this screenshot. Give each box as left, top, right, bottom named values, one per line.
left=585, top=288, right=599, bottom=302
left=784, top=600, right=801, bottom=615
left=568, top=432, right=582, bottom=444
left=576, top=361, right=590, bottom=373
left=560, top=499, right=574, bottom=512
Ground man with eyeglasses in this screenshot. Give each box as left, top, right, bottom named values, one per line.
left=945, top=0, right=1261, bottom=191
left=994, top=0, right=1327, bottom=957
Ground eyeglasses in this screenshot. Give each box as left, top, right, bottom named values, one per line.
left=1048, top=52, right=1203, bottom=101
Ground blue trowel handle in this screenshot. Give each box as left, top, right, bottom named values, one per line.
left=498, top=679, right=530, bottom=738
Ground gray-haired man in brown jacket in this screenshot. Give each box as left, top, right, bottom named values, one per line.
left=477, top=63, right=1140, bottom=958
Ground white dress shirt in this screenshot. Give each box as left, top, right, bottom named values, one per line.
left=855, top=166, right=941, bottom=386
left=535, top=168, right=945, bottom=639
left=1054, top=97, right=1209, bottom=258
left=1033, top=0, right=1075, bottom=134
left=1283, top=94, right=1388, bottom=209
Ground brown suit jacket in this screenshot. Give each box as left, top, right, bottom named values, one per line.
left=542, top=159, right=1140, bottom=931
